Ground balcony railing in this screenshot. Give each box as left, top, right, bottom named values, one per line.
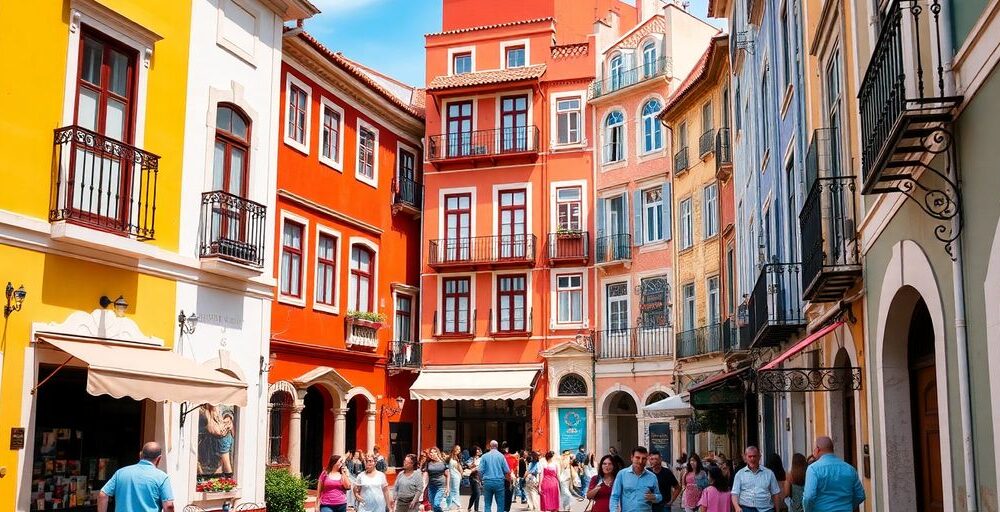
left=801, top=129, right=861, bottom=302
left=427, top=126, right=539, bottom=162
left=388, top=340, right=421, bottom=369
left=722, top=318, right=752, bottom=355
left=50, top=125, right=160, bottom=240
left=857, top=0, right=961, bottom=192
left=747, top=263, right=805, bottom=347
left=427, top=235, right=536, bottom=268
left=548, top=232, right=589, bottom=262
left=595, top=325, right=672, bottom=359
left=699, top=129, right=716, bottom=158
left=595, top=233, right=631, bottom=264
left=674, top=146, right=689, bottom=173
left=716, top=128, right=732, bottom=175
left=676, top=323, right=723, bottom=359
left=589, top=57, right=671, bottom=99
left=393, top=175, right=422, bottom=209
left=198, top=191, right=266, bottom=268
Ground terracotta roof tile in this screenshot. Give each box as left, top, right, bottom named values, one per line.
left=425, top=17, right=554, bottom=37
left=428, top=64, right=547, bottom=91
left=662, top=35, right=728, bottom=114
left=551, top=43, right=590, bottom=59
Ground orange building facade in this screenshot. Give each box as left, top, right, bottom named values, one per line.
left=413, top=0, right=630, bottom=454
left=267, top=30, right=425, bottom=479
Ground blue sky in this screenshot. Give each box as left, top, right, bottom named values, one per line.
left=307, top=0, right=722, bottom=87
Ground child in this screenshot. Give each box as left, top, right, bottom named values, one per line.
left=697, top=466, right=732, bottom=512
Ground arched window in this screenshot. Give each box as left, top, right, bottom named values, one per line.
left=642, top=41, right=657, bottom=77
left=214, top=104, right=250, bottom=197
left=349, top=245, right=374, bottom=312
left=609, top=54, right=624, bottom=90
left=558, top=374, right=588, bottom=396
left=268, top=391, right=293, bottom=465
left=646, top=391, right=668, bottom=405
left=642, top=99, right=663, bottom=153
left=604, top=111, right=625, bottom=163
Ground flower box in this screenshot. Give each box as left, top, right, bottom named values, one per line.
left=556, top=231, right=583, bottom=239
left=196, top=489, right=241, bottom=501
left=348, top=317, right=383, bottom=330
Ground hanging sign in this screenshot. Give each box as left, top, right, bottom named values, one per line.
left=558, top=408, right=587, bottom=452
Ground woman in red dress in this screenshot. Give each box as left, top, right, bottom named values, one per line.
left=538, top=451, right=561, bottom=512
left=585, top=455, right=619, bottom=512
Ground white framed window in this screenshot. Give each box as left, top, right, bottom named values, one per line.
left=704, top=183, right=719, bottom=238
left=394, top=293, right=415, bottom=342
left=314, top=226, right=342, bottom=314
left=642, top=99, right=663, bottom=153
left=609, top=54, right=625, bottom=90
left=680, top=198, right=693, bottom=249
left=642, top=41, right=657, bottom=77
left=555, top=96, right=582, bottom=145
left=604, top=111, right=625, bottom=163
left=278, top=211, right=309, bottom=307
left=556, top=186, right=582, bottom=231
left=556, top=273, right=583, bottom=325
left=682, top=283, right=696, bottom=329
left=500, top=39, right=530, bottom=69
left=356, top=118, right=379, bottom=187
left=606, top=281, right=629, bottom=331
left=319, top=97, right=344, bottom=171
left=447, top=46, right=476, bottom=75
left=283, top=73, right=311, bottom=155
left=643, top=187, right=664, bottom=243
left=348, top=243, right=376, bottom=313
left=707, top=276, right=720, bottom=324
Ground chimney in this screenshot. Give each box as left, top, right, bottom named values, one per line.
left=639, top=0, right=661, bottom=21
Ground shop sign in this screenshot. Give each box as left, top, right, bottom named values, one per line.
left=558, top=408, right=586, bottom=452
left=442, top=429, right=456, bottom=450
left=638, top=277, right=669, bottom=327
left=10, top=427, right=24, bottom=450
left=647, top=423, right=671, bottom=460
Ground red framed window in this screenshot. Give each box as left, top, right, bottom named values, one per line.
left=287, top=84, right=307, bottom=145
left=444, top=193, right=471, bottom=261
left=315, top=233, right=337, bottom=306
left=321, top=105, right=340, bottom=162
left=497, top=274, right=527, bottom=332
left=76, top=27, right=137, bottom=141
left=498, top=189, right=526, bottom=258
left=358, top=127, right=376, bottom=179
left=349, top=245, right=374, bottom=312
left=499, top=95, right=528, bottom=152
left=442, top=277, right=471, bottom=334
left=445, top=100, right=473, bottom=157
left=395, top=294, right=413, bottom=342
left=556, top=186, right=582, bottom=231
left=280, top=220, right=304, bottom=297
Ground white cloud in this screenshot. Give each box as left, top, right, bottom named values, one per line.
left=312, top=0, right=385, bottom=13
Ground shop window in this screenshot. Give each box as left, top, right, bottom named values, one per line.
left=558, top=374, right=587, bottom=396
left=197, top=404, right=238, bottom=482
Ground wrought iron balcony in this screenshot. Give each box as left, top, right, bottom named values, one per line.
left=722, top=318, right=752, bottom=355
left=427, top=235, right=536, bottom=269
left=50, top=125, right=160, bottom=240
left=800, top=129, right=861, bottom=302
left=589, top=57, right=671, bottom=99
left=857, top=0, right=962, bottom=194
left=594, top=233, right=631, bottom=264
left=547, top=232, right=589, bottom=263
left=388, top=340, right=421, bottom=370
left=676, top=323, right=723, bottom=360
left=746, top=263, right=805, bottom=347
left=595, top=325, right=672, bottom=360
left=674, top=146, right=689, bottom=173
left=715, top=128, right=733, bottom=179
left=393, top=175, right=422, bottom=212
left=198, top=191, right=267, bottom=268
left=699, top=129, right=716, bottom=158
left=427, top=126, right=540, bottom=163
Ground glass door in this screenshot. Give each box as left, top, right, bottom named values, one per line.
left=444, top=194, right=471, bottom=261
left=500, top=95, right=528, bottom=152
left=446, top=101, right=473, bottom=157
left=498, top=190, right=526, bottom=258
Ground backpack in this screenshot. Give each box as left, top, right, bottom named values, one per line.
left=375, top=456, right=387, bottom=472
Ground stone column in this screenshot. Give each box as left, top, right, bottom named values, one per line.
left=288, top=404, right=305, bottom=475
left=333, top=407, right=348, bottom=455
left=366, top=407, right=377, bottom=452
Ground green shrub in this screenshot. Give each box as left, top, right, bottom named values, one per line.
left=265, top=468, right=309, bottom=512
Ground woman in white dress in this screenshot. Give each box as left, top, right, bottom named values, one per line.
left=557, top=453, right=573, bottom=512
left=354, top=454, right=391, bottom=512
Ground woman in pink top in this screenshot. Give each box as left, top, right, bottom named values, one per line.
left=681, top=454, right=706, bottom=512
left=317, top=454, right=352, bottom=512
left=537, top=451, right=560, bottom=512
left=697, top=467, right=732, bottom=512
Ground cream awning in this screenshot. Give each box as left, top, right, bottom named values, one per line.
left=410, top=367, right=539, bottom=401
left=40, top=337, right=247, bottom=407
left=643, top=394, right=692, bottom=417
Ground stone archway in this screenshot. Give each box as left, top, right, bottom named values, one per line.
left=345, top=387, right=376, bottom=453
left=828, top=347, right=857, bottom=467
left=604, top=391, right=638, bottom=457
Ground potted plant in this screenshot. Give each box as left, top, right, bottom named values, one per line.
left=346, top=310, right=385, bottom=330
left=555, top=227, right=583, bottom=239
left=196, top=477, right=240, bottom=500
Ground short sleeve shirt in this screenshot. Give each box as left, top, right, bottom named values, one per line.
left=101, top=460, right=173, bottom=512
left=650, top=467, right=679, bottom=512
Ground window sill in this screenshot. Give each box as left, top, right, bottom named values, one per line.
left=677, top=245, right=695, bottom=255
left=319, top=155, right=344, bottom=172
left=356, top=172, right=378, bottom=189
left=284, top=137, right=310, bottom=157
left=601, top=161, right=628, bottom=172
left=277, top=294, right=307, bottom=308
left=637, top=149, right=665, bottom=162
left=490, top=331, right=532, bottom=338
left=313, top=302, right=340, bottom=315
left=434, top=332, right=474, bottom=340
left=550, top=323, right=587, bottom=330
left=638, top=240, right=669, bottom=253
left=550, top=141, right=587, bottom=152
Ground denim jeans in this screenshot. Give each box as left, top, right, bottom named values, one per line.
left=482, top=478, right=505, bottom=512
left=320, top=505, right=347, bottom=512
left=579, top=474, right=589, bottom=495
left=517, top=477, right=527, bottom=501
left=739, top=507, right=774, bottom=512
left=428, top=483, right=445, bottom=512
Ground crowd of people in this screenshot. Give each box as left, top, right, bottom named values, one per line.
left=310, top=436, right=865, bottom=512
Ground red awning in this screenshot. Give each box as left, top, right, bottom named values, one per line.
left=688, top=367, right=751, bottom=393
left=760, top=320, right=845, bottom=371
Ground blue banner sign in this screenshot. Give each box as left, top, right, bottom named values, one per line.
left=558, top=407, right=587, bottom=452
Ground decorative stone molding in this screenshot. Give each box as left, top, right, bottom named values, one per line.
left=34, top=309, right=163, bottom=347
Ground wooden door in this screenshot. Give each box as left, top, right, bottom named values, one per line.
left=911, top=364, right=944, bottom=512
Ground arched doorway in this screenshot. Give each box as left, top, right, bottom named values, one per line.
left=268, top=390, right=294, bottom=465
left=300, top=385, right=328, bottom=479
left=606, top=391, right=638, bottom=455
left=908, top=299, right=943, bottom=512
left=830, top=347, right=857, bottom=467
left=346, top=394, right=372, bottom=452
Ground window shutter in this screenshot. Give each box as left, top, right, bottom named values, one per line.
left=633, top=190, right=644, bottom=245
left=596, top=198, right=606, bottom=237
left=662, top=182, right=672, bottom=241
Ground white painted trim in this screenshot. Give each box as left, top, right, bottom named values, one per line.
left=439, top=96, right=479, bottom=137
left=437, top=186, right=478, bottom=240
left=635, top=93, right=667, bottom=156
left=391, top=288, right=418, bottom=342
left=312, top=224, right=343, bottom=315
left=549, top=90, right=587, bottom=148
left=317, top=96, right=345, bottom=172
left=278, top=210, right=310, bottom=307
left=601, top=108, right=629, bottom=166
left=499, top=38, right=531, bottom=69
left=549, top=179, right=588, bottom=234
left=347, top=236, right=380, bottom=314
left=435, top=272, right=477, bottom=335
left=283, top=72, right=312, bottom=155
left=550, top=268, right=589, bottom=329
left=395, top=140, right=418, bottom=181
left=599, top=275, right=633, bottom=331
left=447, top=45, right=477, bottom=75
left=491, top=181, right=533, bottom=237
left=354, top=117, right=380, bottom=188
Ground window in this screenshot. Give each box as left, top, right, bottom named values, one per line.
left=704, top=183, right=719, bottom=238
left=280, top=220, right=304, bottom=298
left=556, top=274, right=583, bottom=324
left=497, top=274, right=527, bottom=332
left=444, top=193, right=472, bottom=261
left=505, top=45, right=525, bottom=68
left=442, top=277, right=471, bottom=334
left=557, top=374, right=587, bottom=396
left=498, top=189, right=527, bottom=258
left=642, top=99, right=663, bottom=153
left=639, top=276, right=669, bottom=327
left=446, top=100, right=473, bottom=157
left=786, top=157, right=799, bottom=262
left=721, top=86, right=731, bottom=128
left=321, top=103, right=341, bottom=165
left=556, top=186, right=582, bottom=231
left=726, top=245, right=736, bottom=315
left=707, top=277, right=720, bottom=324
left=287, top=83, right=308, bottom=146
left=604, top=111, right=624, bottom=163
left=642, top=41, right=657, bottom=77
left=735, top=83, right=742, bottom=130
left=556, top=97, right=582, bottom=145
left=680, top=198, right=693, bottom=249
left=781, top=5, right=791, bottom=87
left=682, top=283, right=696, bottom=330
left=348, top=245, right=374, bottom=312
left=500, top=95, right=529, bottom=152
left=395, top=295, right=413, bottom=342
left=609, top=54, right=624, bottom=90
left=606, top=282, right=629, bottom=331
left=825, top=51, right=844, bottom=177
left=315, top=233, right=337, bottom=307
left=677, top=121, right=688, bottom=154
left=761, top=67, right=770, bottom=152
left=211, top=105, right=251, bottom=244
left=268, top=392, right=293, bottom=464
left=643, top=187, right=664, bottom=243
left=702, top=102, right=713, bottom=133
left=358, top=124, right=377, bottom=182
left=453, top=52, right=472, bottom=75
left=398, top=149, right=416, bottom=182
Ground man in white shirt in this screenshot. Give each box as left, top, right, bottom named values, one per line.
left=731, top=446, right=780, bottom=512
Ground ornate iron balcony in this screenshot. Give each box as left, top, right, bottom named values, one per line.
left=722, top=318, right=752, bottom=355
left=427, top=126, right=540, bottom=162
left=393, top=175, right=422, bottom=210
left=388, top=340, right=422, bottom=370
left=747, top=262, right=805, bottom=347
left=594, top=233, right=631, bottom=264
left=589, top=57, right=671, bottom=99
left=199, top=191, right=267, bottom=268
left=715, top=128, right=732, bottom=178
left=676, top=323, right=723, bottom=359
left=547, top=232, right=589, bottom=263
left=50, top=125, right=160, bottom=240
left=699, top=129, right=716, bottom=158
left=427, top=235, right=536, bottom=269
left=595, top=325, right=672, bottom=360
left=674, top=146, right=689, bottom=173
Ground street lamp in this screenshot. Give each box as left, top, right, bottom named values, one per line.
left=380, top=396, right=405, bottom=418
left=178, top=310, right=198, bottom=335
left=99, top=295, right=128, bottom=317
left=4, top=282, right=27, bottom=318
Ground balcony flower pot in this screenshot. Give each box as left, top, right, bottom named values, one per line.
left=197, top=489, right=241, bottom=501
left=556, top=231, right=583, bottom=240
left=347, top=317, right=383, bottom=330
left=345, top=311, right=385, bottom=330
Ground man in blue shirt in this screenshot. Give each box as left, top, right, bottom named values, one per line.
left=478, top=440, right=513, bottom=512
left=98, top=441, right=174, bottom=512
left=609, top=446, right=661, bottom=512
left=731, top=446, right=781, bottom=512
left=803, top=436, right=865, bottom=512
